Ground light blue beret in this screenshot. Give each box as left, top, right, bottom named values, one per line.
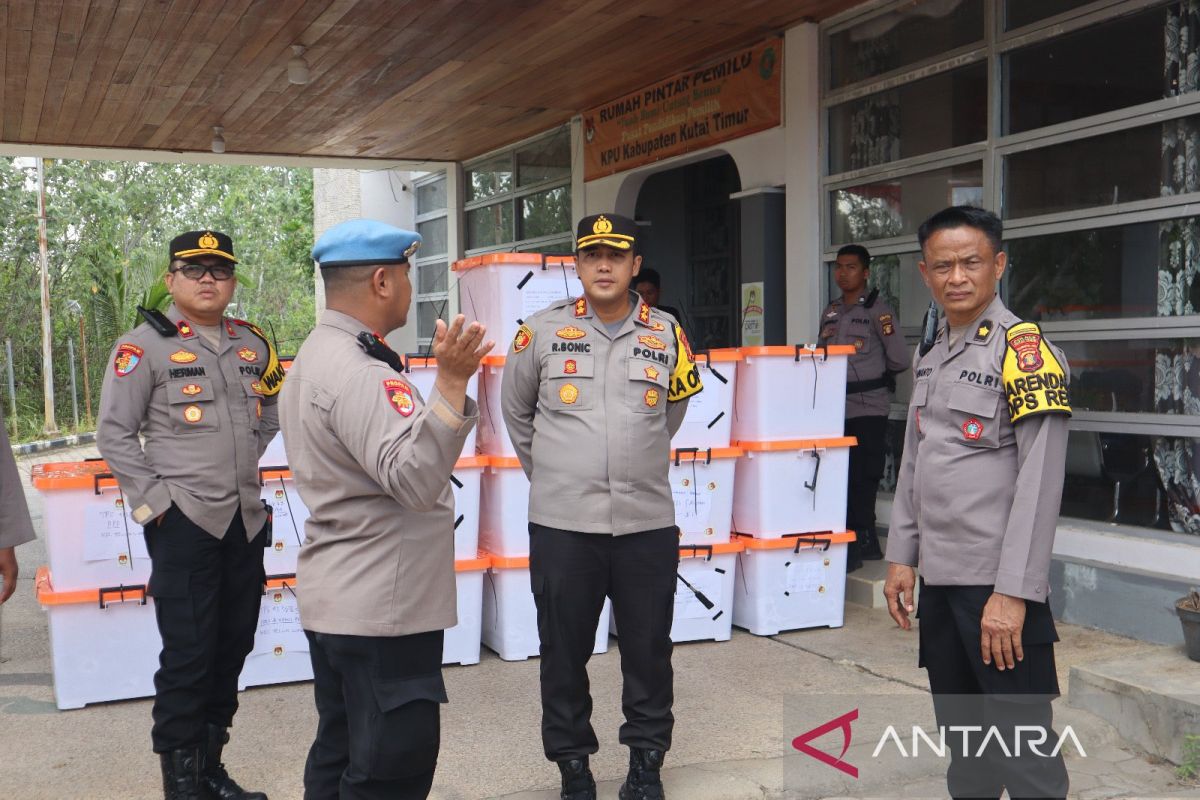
left=311, top=219, right=421, bottom=268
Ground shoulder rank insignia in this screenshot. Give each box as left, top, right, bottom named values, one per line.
left=556, top=325, right=587, bottom=340
left=177, top=320, right=195, bottom=339
left=513, top=324, right=534, bottom=353
left=667, top=323, right=702, bottom=403
left=574, top=298, right=588, bottom=318
left=383, top=378, right=415, bottom=417
left=638, top=302, right=651, bottom=325
left=1003, top=322, right=1071, bottom=423
left=114, top=343, right=144, bottom=377
left=973, top=320, right=993, bottom=343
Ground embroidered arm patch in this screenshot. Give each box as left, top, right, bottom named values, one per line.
left=667, top=324, right=703, bottom=402
left=1003, top=322, right=1072, bottom=423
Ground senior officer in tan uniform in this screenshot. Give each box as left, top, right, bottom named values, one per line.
left=502, top=213, right=701, bottom=800
left=0, top=408, right=36, bottom=604
left=818, top=243, right=909, bottom=570
left=98, top=230, right=282, bottom=800
left=280, top=219, right=490, bottom=800
left=884, top=206, right=1072, bottom=800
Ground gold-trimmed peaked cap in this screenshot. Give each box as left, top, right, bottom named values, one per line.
left=576, top=213, right=637, bottom=252
left=170, top=230, right=238, bottom=264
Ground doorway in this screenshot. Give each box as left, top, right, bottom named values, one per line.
left=634, top=155, right=741, bottom=350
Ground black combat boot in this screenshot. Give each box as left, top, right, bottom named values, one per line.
left=557, top=756, right=597, bottom=800
left=201, top=724, right=268, bottom=800
left=618, top=747, right=666, bottom=800
left=159, top=747, right=203, bottom=800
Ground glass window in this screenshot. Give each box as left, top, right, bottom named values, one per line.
left=1004, top=5, right=1175, bottom=135
left=1054, top=337, right=1200, bottom=415
left=828, top=1, right=984, bottom=89
left=417, top=300, right=444, bottom=340
left=416, top=261, right=448, bottom=296
left=829, top=62, right=987, bottom=173
left=466, top=201, right=514, bottom=249
left=1004, top=218, right=1200, bottom=321
left=1004, top=116, right=1198, bottom=219
left=466, top=156, right=513, bottom=202
left=520, top=186, right=571, bottom=240
left=830, top=162, right=983, bottom=244
left=517, top=130, right=571, bottom=187
left=1062, top=430, right=1171, bottom=528
left=415, top=217, right=448, bottom=257
left=1005, top=0, right=1104, bottom=31
left=416, top=177, right=447, bottom=214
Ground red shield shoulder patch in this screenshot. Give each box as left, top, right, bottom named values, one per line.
left=1007, top=328, right=1045, bottom=373
left=114, top=343, right=144, bottom=377
left=383, top=379, right=415, bottom=417
left=513, top=324, right=534, bottom=353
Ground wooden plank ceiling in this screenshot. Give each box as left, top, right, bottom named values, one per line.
left=1, top=0, right=863, bottom=162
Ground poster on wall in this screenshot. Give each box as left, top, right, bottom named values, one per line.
left=741, top=281, right=765, bottom=347
left=581, top=38, right=783, bottom=181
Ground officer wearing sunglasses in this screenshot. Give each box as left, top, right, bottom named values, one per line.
left=98, top=229, right=282, bottom=800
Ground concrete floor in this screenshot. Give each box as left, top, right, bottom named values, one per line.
left=2, top=444, right=1198, bottom=799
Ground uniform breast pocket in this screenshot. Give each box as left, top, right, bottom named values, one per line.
left=543, top=354, right=595, bottom=412
left=627, top=357, right=669, bottom=414
left=166, top=378, right=220, bottom=434
left=947, top=383, right=1002, bottom=449
left=242, top=379, right=264, bottom=430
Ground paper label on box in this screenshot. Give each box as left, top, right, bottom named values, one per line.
left=786, top=558, right=826, bottom=594
left=675, top=568, right=724, bottom=620
left=83, top=498, right=149, bottom=563
left=261, top=482, right=309, bottom=549
left=672, top=478, right=714, bottom=526
left=252, top=589, right=308, bottom=655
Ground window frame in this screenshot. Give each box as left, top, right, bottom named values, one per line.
left=413, top=171, right=450, bottom=349
left=820, top=0, right=1200, bottom=446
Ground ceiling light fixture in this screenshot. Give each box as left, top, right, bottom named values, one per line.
left=211, top=126, right=225, bottom=154
left=288, top=45, right=310, bottom=85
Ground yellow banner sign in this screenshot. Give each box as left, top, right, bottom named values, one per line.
left=582, top=38, right=783, bottom=181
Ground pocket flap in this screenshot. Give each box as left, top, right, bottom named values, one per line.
left=166, top=378, right=214, bottom=405
left=948, top=384, right=1000, bottom=418
left=372, top=673, right=448, bottom=713
left=627, top=358, right=669, bottom=387
left=547, top=354, right=593, bottom=378
left=911, top=381, right=929, bottom=407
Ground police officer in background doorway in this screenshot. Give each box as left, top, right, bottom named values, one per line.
left=280, top=219, right=489, bottom=800
left=885, top=206, right=1072, bottom=799
left=502, top=213, right=702, bottom=800
left=819, top=244, right=909, bottom=571
left=98, top=230, right=282, bottom=800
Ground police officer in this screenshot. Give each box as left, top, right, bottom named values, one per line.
left=502, top=213, right=702, bottom=800
left=634, top=268, right=681, bottom=321
left=818, top=244, right=909, bottom=570
left=884, top=207, right=1072, bottom=799
left=98, top=230, right=282, bottom=800
left=0, top=408, right=35, bottom=604
left=279, top=219, right=489, bottom=800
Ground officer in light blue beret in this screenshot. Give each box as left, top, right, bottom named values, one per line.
left=281, top=218, right=492, bottom=800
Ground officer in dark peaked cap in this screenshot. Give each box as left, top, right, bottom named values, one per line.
left=98, top=229, right=281, bottom=800
left=503, top=213, right=702, bottom=800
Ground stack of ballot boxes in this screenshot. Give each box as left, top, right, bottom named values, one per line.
left=650, top=348, right=747, bottom=643
left=730, top=345, right=858, bottom=635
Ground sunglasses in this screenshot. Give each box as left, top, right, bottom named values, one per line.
left=171, top=262, right=235, bottom=281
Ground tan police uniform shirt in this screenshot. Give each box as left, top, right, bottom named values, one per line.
left=97, top=304, right=279, bottom=540
left=820, top=294, right=910, bottom=419
left=501, top=293, right=701, bottom=535
left=279, top=309, right=478, bottom=637
left=887, top=294, right=1072, bottom=602
left=0, top=409, right=35, bottom=549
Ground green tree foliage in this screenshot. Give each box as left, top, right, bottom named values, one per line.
left=0, top=157, right=314, bottom=440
